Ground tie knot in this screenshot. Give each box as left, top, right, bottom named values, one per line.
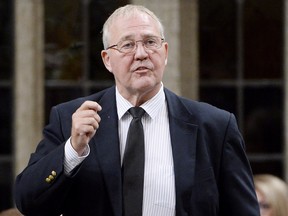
left=128, top=107, right=145, bottom=119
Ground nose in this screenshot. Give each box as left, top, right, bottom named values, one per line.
left=134, top=41, right=149, bottom=59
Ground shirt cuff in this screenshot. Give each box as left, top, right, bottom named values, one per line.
left=63, top=137, right=90, bottom=175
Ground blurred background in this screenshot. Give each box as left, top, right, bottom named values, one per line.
left=0, top=0, right=286, bottom=211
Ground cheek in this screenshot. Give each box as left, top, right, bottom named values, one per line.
left=154, top=58, right=167, bottom=75
left=110, top=60, right=131, bottom=78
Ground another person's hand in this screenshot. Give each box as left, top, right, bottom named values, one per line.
left=71, top=101, right=102, bottom=155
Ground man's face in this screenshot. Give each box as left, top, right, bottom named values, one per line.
left=101, top=12, right=168, bottom=101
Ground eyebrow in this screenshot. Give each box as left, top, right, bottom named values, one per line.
left=119, top=34, right=159, bottom=41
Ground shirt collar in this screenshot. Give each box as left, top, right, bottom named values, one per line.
left=116, top=83, right=166, bottom=120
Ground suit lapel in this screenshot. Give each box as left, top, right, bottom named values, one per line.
left=165, top=89, right=198, bottom=214
left=90, top=87, right=123, bottom=216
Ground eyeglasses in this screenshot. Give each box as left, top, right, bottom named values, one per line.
left=106, top=36, right=164, bottom=54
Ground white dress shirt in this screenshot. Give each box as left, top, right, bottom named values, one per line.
left=64, top=85, right=176, bottom=216
left=116, top=85, right=175, bottom=216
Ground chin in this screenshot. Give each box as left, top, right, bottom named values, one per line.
left=137, top=80, right=160, bottom=93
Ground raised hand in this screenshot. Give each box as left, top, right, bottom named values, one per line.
left=71, top=101, right=102, bottom=155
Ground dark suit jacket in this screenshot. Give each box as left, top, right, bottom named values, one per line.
left=15, top=86, right=260, bottom=216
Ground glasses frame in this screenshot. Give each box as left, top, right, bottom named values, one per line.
left=106, top=36, right=165, bottom=54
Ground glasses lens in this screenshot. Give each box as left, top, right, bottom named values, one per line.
left=144, top=37, right=162, bottom=49
left=118, top=40, right=135, bottom=53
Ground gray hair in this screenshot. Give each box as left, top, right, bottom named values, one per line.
left=102, top=4, right=165, bottom=49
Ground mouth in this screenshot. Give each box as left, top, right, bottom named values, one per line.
left=134, top=66, right=151, bottom=73
left=136, top=66, right=148, bottom=71
left=132, top=61, right=153, bottom=73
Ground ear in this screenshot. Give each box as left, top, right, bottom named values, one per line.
left=101, top=50, right=113, bottom=72
left=164, top=42, right=168, bottom=65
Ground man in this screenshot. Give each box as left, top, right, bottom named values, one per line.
left=15, top=4, right=260, bottom=216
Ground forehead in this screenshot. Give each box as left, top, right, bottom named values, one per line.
left=109, top=13, right=161, bottom=41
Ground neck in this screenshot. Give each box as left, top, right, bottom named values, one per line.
left=118, top=84, right=162, bottom=106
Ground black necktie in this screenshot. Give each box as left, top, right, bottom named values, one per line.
left=122, top=107, right=145, bottom=216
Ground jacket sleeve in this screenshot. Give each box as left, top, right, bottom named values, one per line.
left=14, top=105, right=75, bottom=216
left=218, top=114, right=260, bottom=216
